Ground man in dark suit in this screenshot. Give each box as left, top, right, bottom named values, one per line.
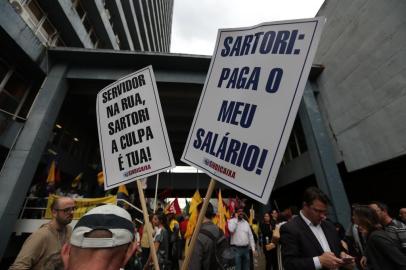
left=280, top=187, right=355, bottom=270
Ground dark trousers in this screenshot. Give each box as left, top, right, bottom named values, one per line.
left=234, top=246, right=250, bottom=270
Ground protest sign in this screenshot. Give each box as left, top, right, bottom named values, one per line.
left=97, top=66, right=175, bottom=189
left=182, top=18, right=325, bottom=204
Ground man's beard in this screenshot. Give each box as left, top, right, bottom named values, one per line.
left=56, top=215, right=72, bottom=226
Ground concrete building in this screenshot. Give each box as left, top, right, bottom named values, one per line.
left=270, top=0, right=406, bottom=218
left=1, top=0, right=405, bottom=266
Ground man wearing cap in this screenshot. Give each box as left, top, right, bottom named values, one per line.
left=61, top=204, right=137, bottom=270
left=10, top=196, right=75, bottom=270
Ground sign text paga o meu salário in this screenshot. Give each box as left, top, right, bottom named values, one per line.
left=97, top=66, right=175, bottom=189
left=182, top=17, right=325, bottom=204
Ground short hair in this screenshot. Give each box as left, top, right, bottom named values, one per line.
left=51, top=198, right=60, bottom=210
left=153, top=212, right=167, bottom=227
left=303, top=187, right=331, bottom=206
left=353, top=205, right=382, bottom=235
left=197, top=202, right=215, bottom=219
left=369, top=201, right=389, bottom=212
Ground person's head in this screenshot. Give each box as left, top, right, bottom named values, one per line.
left=196, top=202, right=215, bottom=219
left=152, top=212, right=166, bottom=227
left=263, top=212, right=271, bottom=223
left=166, top=211, right=176, bottom=221
left=236, top=207, right=246, bottom=221
left=369, top=201, right=391, bottom=225
left=61, top=204, right=137, bottom=270
left=302, top=187, right=331, bottom=225
left=399, top=208, right=406, bottom=222
left=353, top=205, right=382, bottom=237
left=271, top=209, right=278, bottom=220
left=51, top=197, right=75, bottom=227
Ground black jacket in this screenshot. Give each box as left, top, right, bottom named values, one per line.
left=365, top=230, right=406, bottom=270
left=280, top=215, right=343, bottom=270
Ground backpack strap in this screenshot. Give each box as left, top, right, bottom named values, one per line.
left=200, top=228, right=217, bottom=241
left=200, top=228, right=220, bottom=269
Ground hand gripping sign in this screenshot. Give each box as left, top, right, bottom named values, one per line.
left=182, top=17, right=325, bottom=204
left=96, top=66, right=175, bottom=190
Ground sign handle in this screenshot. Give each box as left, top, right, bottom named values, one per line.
left=181, top=178, right=216, bottom=270
left=137, top=179, right=160, bottom=270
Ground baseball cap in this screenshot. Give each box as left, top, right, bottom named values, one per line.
left=70, top=204, right=135, bottom=248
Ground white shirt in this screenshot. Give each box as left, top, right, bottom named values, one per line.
left=300, top=211, right=332, bottom=270
left=228, top=218, right=256, bottom=251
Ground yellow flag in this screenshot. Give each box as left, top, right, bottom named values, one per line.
left=185, top=190, right=202, bottom=239
left=217, top=189, right=227, bottom=233
left=249, top=205, right=255, bottom=225
left=118, top=185, right=129, bottom=196
left=97, top=171, right=104, bottom=186
left=72, top=173, right=83, bottom=188
left=47, top=161, right=57, bottom=184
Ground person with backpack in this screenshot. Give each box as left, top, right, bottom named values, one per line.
left=189, top=202, right=220, bottom=269
left=189, top=202, right=236, bottom=270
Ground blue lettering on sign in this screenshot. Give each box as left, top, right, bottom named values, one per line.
left=217, top=67, right=260, bottom=90
left=217, top=100, right=257, bottom=128
left=193, top=128, right=269, bottom=175
left=220, top=30, right=303, bottom=56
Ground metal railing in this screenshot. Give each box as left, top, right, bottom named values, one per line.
left=18, top=196, right=144, bottom=224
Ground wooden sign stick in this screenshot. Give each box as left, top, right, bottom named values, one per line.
left=137, top=179, right=160, bottom=270
left=181, top=178, right=216, bottom=270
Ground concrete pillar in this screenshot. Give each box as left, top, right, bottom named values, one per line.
left=0, top=64, right=68, bottom=259
left=299, top=82, right=351, bottom=228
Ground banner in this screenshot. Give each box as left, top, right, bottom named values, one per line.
left=45, top=195, right=117, bottom=219
left=182, top=18, right=325, bottom=203
left=96, top=66, right=175, bottom=189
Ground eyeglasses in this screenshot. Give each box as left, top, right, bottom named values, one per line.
left=55, top=207, right=76, bottom=213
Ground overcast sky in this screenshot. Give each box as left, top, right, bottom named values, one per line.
left=170, top=0, right=325, bottom=55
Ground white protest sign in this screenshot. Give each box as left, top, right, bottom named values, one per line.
left=97, top=66, right=175, bottom=189
left=182, top=17, right=325, bottom=204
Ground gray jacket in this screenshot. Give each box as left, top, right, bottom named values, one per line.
left=189, top=221, right=221, bottom=270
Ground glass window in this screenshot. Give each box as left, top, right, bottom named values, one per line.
left=27, top=0, right=44, bottom=23
left=42, top=19, right=56, bottom=37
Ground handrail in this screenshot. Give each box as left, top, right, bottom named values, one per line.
left=116, top=198, right=143, bottom=214
left=18, top=197, right=144, bottom=224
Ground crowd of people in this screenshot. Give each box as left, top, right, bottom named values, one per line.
left=7, top=187, right=406, bottom=270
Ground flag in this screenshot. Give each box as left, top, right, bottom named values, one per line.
left=249, top=204, right=255, bottom=225
left=71, top=172, right=83, bottom=188
left=47, top=160, right=60, bottom=184
left=97, top=171, right=104, bottom=186
left=217, top=189, right=227, bottom=233
left=164, top=198, right=182, bottom=215
left=228, top=196, right=237, bottom=215
left=185, top=190, right=202, bottom=239
left=118, top=184, right=129, bottom=197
